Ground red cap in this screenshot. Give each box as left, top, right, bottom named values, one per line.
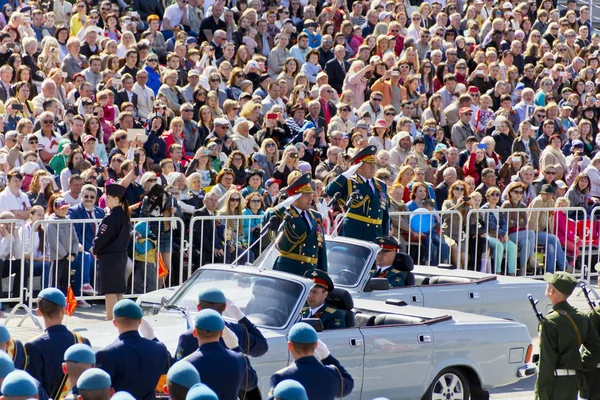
left=459, top=107, right=473, bottom=114
left=468, top=86, right=480, bottom=94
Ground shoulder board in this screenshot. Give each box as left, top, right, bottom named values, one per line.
left=374, top=178, right=386, bottom=186
left=301, top=306, right=308, bottom=311
left=391, top=269, right=402, bottom=274
left=275, top=363, right=296, bottom=374
left=325, top=307, right=336, bottom=314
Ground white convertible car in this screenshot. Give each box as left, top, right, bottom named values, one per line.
left=129, top=265, right=535, bottom=400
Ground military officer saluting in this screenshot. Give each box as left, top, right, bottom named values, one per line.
left=175, top=287, right=268, bottom=360
left=0, top=325, right=26, bottom=370
left=372, top=237, right=415, bottom=287
left=268, top=322, right=353, bottom=400
left=25, top=288, right=90, bottom=399
left=325, top=145, right=390, bottom=242
left=265, top=173, right=328, bottom=276
left=301, top=269, right=345, bottom=330
left=535, top=272, right=600, bottom=400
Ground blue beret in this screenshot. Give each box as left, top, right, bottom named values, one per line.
left=77, top=368, right=112, bottom=391
left=185, top=383, right=218, bottom=400
left=0, top=325, right=10, bottom=343
left=1, top=370, right=38, bottom=397
left=111, top=391, right=136, bottom=400
left=0, top=352, right=14, bottom=379
left=197, top=288, right=226, bottom=304
left=113, top=299, right=143, bottom=319
left=38, top=288, right=66, bottom=308
left=167, top=361, right=201, bottom=389
left=288, top=322, right=318, bottom=344
left=194, top=309, right=224, bottom=332
left=273, top=380, right=308, bottom=400
left=64, top=344, right=96, bottom=364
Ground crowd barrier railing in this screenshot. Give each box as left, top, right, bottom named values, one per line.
left=21, top=216, right=185, bottom=308
left=464, top=207, right=587, bottom=279
left=585, top=207, right=600, bottom=284
left=0, top=219, right=27, bottom=304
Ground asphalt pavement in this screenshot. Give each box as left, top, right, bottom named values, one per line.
left=3, top=279, right=599, bottom=400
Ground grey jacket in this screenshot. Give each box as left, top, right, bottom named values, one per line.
left=61, top=54, right=87, bottom=81
left=46, top=214, right=80, bottom=260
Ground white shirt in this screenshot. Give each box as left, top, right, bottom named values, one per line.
left=375, top=264, right=392, bottom=275
left=63, top=191, right=82, bottom=206
left=0, top=188, right=31, bottom=213
left=35, top=130, right=62, bottom=158
left=163, top=4, right=185, bottom=29
left=133, top=83, right=155, bottom=121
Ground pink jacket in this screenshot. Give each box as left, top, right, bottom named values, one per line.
left=553, top=210, right=575, bottom=247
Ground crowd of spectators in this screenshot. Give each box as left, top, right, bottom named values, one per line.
left=0, top=0, right=597, bottom=297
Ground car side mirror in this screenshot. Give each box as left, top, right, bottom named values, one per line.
left=363, top=278, right=390, bottom=292
left=301, top=318, right=324, bottom=332
left=139, top=301, right=161, bottom=316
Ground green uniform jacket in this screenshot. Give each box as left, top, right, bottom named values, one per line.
left=370, top=267, right=408, bottom=287
left=263, top=205, right=327, bottom=276
left=301, top=304, right=346, bottom=330
left=535, top=301, right=600, bottom=400
left=324, top=174, right=390, bottom=242
left=585, top=307, right=600, bottom=400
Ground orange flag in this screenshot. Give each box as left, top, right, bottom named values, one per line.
left=158, top=254, right=168, bottom=278
left=66, top=286, right=77, bottom=317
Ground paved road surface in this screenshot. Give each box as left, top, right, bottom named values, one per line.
left=3, top=281, right=599, bottom=400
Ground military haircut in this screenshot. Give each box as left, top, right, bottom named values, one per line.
left=114, top=316, right=141, bottom=329
left=290, top=341, right=316, bottom=355
left=166, top=380, right=189, bottom=400
left=194, top=329, right=221, bottom=341
left=64, top=360, right=93, bottom=377
left=198, top=301, right=226, bottom=314
left=37, top=297, right=64, bottom=319
left=78, top=388, right=112, bottom=400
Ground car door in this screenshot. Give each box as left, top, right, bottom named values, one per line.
left=359, top=324, right=434, bottom=399
left=317, top=327, right=366, bottom=400
left=357, top=285, right=426, bottom=307
left=421, top=280, right=483, bottom=314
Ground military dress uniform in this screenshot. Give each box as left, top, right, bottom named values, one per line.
left=325, top=146, right=390, bottom=242
left=370, top=237, right=412, bottom=287
left=268, top=323, right=353, bottom=400
left=264, top=173, right=328, bottom=276
left=95, top=300, right=173, bottom=400
left=301, top=269, right=345, bottom=330
left=185, top=309, right=258, bottom=400
left=4, top=339, right=27, bottom=370
left=25, top=289, right=90, bottom=399
left=585, top=305, right=600, bottom=400
left=535, top=273, right=600, bottom=400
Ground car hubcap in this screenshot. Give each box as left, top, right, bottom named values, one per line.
left=431, top=373, right=464, bottom=400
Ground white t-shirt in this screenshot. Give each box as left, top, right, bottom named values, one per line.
left=63, top=191, right=82, bottom=206
left=35, top=130, right=62, bottom=158
left=0, top=189, right=31, bottom=213
left=163, top=4, right=185, bottom=28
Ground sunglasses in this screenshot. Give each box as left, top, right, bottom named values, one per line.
left=83, top=194, right=96, bottom=199
left=266, top=143, right=276, bottom=147
left=511, top=190, right=524, bottom=195
left=340, top=108, right=351, bottom=112
left=29, top=140, right=38, bottom=144
left=372, top=98, right=383, bottom=102
left=545, top=171, right=556, bottom=175
left=42, top=120, right=53, bottom=124
left=488, top=193, right=500, bottom=197
left=230, top=198, right=241, bottom=202
left=181, top=109, right=193, bottom=112
left=453, top=187, right=465, bottom=192
left=148, top=59, right=158, bottom=62
left=116, top=136, right=127, bottom=142
left=385, top=112, right=395, bottom=116
left=250, top=199, right=262, bottom=203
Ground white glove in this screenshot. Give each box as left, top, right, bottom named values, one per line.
left=139, top=318, right=156, bottom=340
left=314, top=339, right=330, bottom=360
left=279, top=193, right=302, bottom=208
left=342, top=162, right=362, bottom=178
left=226, top=298, right=245, bottom=321
left=222, top=326, right=239, bottom=349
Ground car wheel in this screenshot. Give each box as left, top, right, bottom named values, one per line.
left=424, top=368, right=471, bottom=400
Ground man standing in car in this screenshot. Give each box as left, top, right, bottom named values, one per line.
left=301, top=269, right=345, bottom=330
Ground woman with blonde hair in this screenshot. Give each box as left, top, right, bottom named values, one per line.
left=260, top=138, right=279, bottom=179
left=218, top=188, right=251, bottom=262
left=37, top=38, right=62, bottom=76
left=421, top=93, right=446, bottom=127
left=206, top=90, right=223, bottom=117
left=116, top=31, right=137, bottom=59
left=274, top=144, right=299, bottom=185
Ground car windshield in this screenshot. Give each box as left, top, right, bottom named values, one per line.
left=167, top=268, right=305, bottom=329
left=254, top=239, right=372, bottom=287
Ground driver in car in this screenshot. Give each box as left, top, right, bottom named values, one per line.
left=301, top=269, right=345, bottom=330
left=371, top=237, right=413, bottom=287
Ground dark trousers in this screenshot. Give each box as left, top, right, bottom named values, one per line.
left=53, top=258, right=71, bottom=295
left=0, top=259, right=25, bottom=300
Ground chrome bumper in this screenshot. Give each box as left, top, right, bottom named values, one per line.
left=518, top=363, right=538, bottom=378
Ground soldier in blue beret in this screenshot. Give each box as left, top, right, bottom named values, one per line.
left=110, top=391, right=136, bottom=400
left=184, top=309, right=258, bottom=400
left=263, top=173, right=328, bottom=276
left=325, top=145, right=390, bottom=242
left=301, top=269, right=345, bottom=330
left=268, top=322, right=353, bottom=400
left=0, top=324, right=27, bottom=370
left=77, top=368, right=113, bottom=400
left=62, top=343, right=96, bottom=400
left=273, top=379, right=308, bottom=400
left=371, top=237, right=415, bottom=287
left=26, top=288, right=90, bottom=399
left=2, top=370, right=39, bottom=399
left=185, top=383, right=218, bottom=400
left=175, top=287, right=267, bottom=361
left=0, top=352, right=48, bottom=400
left=164, top=361, right=200, bottom=400
left=95, top=300, right=173, bottom=400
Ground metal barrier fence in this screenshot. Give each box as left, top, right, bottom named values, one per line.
left=464, top=207, right=587, bottom=279
left=0, top=219, right=27, bottom=304
left=17, top=217, right=185, bottom=308
left=586, top=207, right=600, bottom=283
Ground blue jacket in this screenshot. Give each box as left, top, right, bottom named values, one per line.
left=175, top=316, right=268, bottom=360
left=25, top=325, right=90, bottom=397
left=480, top=204, right=507, bottom=237
left=185, top=341, right=258, bottom=400
left=68, top=204, right=106, bottom=251
left=268, top=355, right=354, bottom=400
left=145, top=66, right=162, bottom=95
left=96, top=330, right=173, bottom=400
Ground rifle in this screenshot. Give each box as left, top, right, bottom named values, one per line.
left=579, top=282, right=598, bottom=311
left=527, top=294, right=545, bottom=322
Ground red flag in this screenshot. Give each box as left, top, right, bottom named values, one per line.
left=158, top=254, right=168, bottom=279
left=66, top=286, right=77, bottom=317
